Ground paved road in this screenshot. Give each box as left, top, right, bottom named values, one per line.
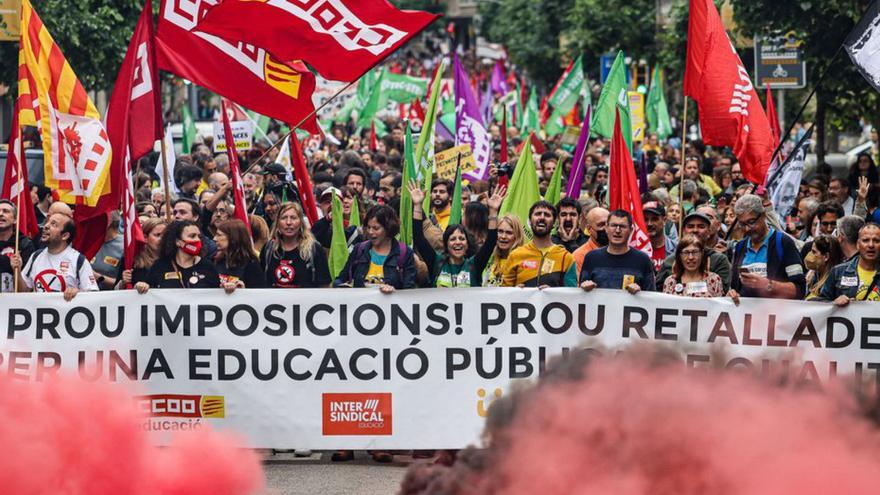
left=262, top=451, right=412, bottom=495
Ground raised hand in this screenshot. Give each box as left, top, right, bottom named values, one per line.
left=859, top=176, right=870, bottom=202
left=487, top=184, right=507, bottom=213
left=408, top=180, right=425, bottom=205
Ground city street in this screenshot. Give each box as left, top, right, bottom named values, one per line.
left=262, top=451, right=411, bottom=495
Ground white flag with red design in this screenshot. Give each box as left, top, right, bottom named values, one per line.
left=608, top=109, right=652, bottom=257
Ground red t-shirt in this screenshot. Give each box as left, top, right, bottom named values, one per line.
left=651, top=244, right=666, bottom=272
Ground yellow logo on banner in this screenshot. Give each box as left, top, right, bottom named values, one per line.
left=0, top=0, right=20, bottom=41
left=200, top=396, right=226, bottom=418
left=264, top=55, right=302, bottom=99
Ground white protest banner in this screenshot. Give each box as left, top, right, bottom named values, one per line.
left=3, top=288, right=879, bottom=449
left=213, top=120, right=253, bottom=152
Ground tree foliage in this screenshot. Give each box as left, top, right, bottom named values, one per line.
left=565, top=0, right=658, bottom=74
left=1, top=0, right=142, bottom=95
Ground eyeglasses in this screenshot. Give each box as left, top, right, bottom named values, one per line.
left=681, top=249, right=702, bottom=258
left=820, top=221, right=838, bottom=228
left=740, top=215, right=763, bottom=228
left=607, top=224, right=630, bottom=231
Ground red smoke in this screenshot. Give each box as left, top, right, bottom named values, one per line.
left=0, top=373, right=263, bottom=495
left=401, top=349, right=880, bottom=495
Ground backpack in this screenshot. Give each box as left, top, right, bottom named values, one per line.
left=733, top=230, right=783, bottom=268
left=25, top=247, right=86, bottom=282
left=348, top=240, right=408, bottom=287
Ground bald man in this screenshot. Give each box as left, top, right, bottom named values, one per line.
left=48, top=201, right=73, bottom=218
left=566, top=207, right=610, bottom=286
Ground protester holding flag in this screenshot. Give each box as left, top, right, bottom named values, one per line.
left=117, top=218, right=167, bottom=289
left=409, top=182, right=506, bottom=288
left=0, top=200, right=35, bottom=293
left=333, top=205, right=417, bottom=293
left=260, top=202, right=330, bottom=289
left=213, top=219, right=266, bottom=292
left=12, top=213, right=100, bottom=300
left=578, top=210, right=656, bottom=293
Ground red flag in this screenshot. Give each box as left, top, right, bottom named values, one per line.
left=157, top=0, right=319, bottom=133
left=514, top=133, right=546, bottom=155
left=2, top=103, right=39, bottom=238
left=290, top=133, right=319, bottom=226
left=538, top=95, right=550, bottom=126
left=765, top=85, right=781, bottom=149
left=219, top=100, right=249, bottom=123
left=75, top=0, right=160, bottom=261
left=409, top=98, right=425, bottom=127
left=683, top=0, right=773, bottom=184
left=369, top=121, right=378, bottom=151
left=198, top=0, right=439, bottom=82
left=221, top=99, right=252, bottom=232
left=608, top=109, right=652, bottom=257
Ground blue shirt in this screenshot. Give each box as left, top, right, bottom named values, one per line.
left=742, top=228, right=774, bottom=277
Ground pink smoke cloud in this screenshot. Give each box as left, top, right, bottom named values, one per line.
left=401, top=349, right=880, bottom=495
left=0, top=373, right=263, bottom=495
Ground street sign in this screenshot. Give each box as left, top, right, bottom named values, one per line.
left=599, top=53, right=631, bottom=85
left=754, top=33, right=807, bottom=89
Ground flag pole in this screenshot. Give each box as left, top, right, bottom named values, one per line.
left=678, top=96, right=688, bottom=235
left=160, top=130, right=173, bottom=222
left=13, top=131, right=24, bottom=293
left=242, top=78, right=358, bottom=175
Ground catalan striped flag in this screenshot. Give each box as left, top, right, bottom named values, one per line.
left=18, top=0, right=112, bottom=207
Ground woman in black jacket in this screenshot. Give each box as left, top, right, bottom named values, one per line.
left=214, top=219, right=266, bottom=291
left=136, top=220, right=220, bottom=292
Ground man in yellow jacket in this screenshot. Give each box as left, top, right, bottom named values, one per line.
left=502, top=200, right=574, bottom=287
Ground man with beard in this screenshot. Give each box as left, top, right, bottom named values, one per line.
left=656, top=211, right=732, bottom=292
left=502, top=201, right=573, bottom=287
left=820, top=223, right=880, bottom=305
left=551, top=198, right=589, bottom=253
left=10, top=213, right=99, bottom=301
left=643, top=201, right=677, bottom=272
left=429, top=179, right=454, bottom=231
left=578, top=209, right=655, bottom=293
left=0, top=200, right=35, bottom=293
left=570, top=207, right=610, bottom=279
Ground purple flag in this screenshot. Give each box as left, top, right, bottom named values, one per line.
left=491, top=61, right=508, bottom=95
left=638, top=151, right=649, bottom=194
left=481, top=81, right=493, bottom=124
left=565, top=105, right=592, bottom=198
left=454, top=54, right=492, bottom=181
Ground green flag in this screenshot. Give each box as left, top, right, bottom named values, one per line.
left=514, top=82, right=524, bottom=129
left=357, top=69, right=387, bottom=128
left=449, top=162, right=463, bottom=226
left=350, top=196, right=361, bottom=228
left=548, top=55, right=584, bottom=114
left=543, top=158, right=564, bottom=205
left=544, top=105, right=567, bottom=137
left=523, top=88, right=540, bottom=134
left=383, top=73, right=428, bottom=103
left=591, top=51, right=632, bottom=151
left=328, top=194, right=349, bottom=279
left=399, top=122, right=418, bottom=245
left=646, top=67, right=673, bottom=140
left=417, top=61, right=444, bottom=213
left=499, top=137, right=541, bottom=229
left=439, top=113, right=456, bottom=136
left=494, top=90, right=517, bottom=123
left=182, top=101, right=197, bottom=154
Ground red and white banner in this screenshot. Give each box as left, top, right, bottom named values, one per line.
left=156, top=0, right=319, bottom=133
left=198, top=0, right=440, bottom=82
left=221, top=99, right=252, bottom=232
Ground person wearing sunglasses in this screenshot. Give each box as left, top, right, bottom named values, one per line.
left=727, top=195, right=806, bottom=305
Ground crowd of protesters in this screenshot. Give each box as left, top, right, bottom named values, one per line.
left=5, top=55, right=880, bottom=461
